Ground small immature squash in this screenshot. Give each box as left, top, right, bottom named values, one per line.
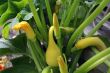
left=46, top=26, right=61, bottom=66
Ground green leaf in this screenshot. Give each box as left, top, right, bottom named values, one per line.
left=12, top=0, right=28, bottom=11
left=23, top=13, right=33, bottom=20
left=77, top=6, right=86, bottom=19
left=9, top=34, right=27, bottom=53
left=0, top=0, right=28, bottom=25
left=2, top=24, right=10, bottom=39
left=0, top=2, right=8, bottom=16
left=1, top=17, right=19, bottom=39
left=23, top=9, right=39, bottom=21
left=0, top=0, right=7, bottom=5
left=19, top=9, right=29, bottom=18
left=61, top=0, right=66, bottom=3
left=0, top=34, right=27, bottom=55
left=0, top=38, right=18, bottom=55
left=1, top=56, right=37, bottom=73
left=10, top=17, right=19, bottom=26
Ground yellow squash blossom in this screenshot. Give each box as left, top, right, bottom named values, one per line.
left=57, top=56, right=68, bottom=73
left=12, top=21, right=36, bottom=41
left=53, top=13, right=60, bottom=39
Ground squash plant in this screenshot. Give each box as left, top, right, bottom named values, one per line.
left=0, top=0, right=110, bottom=73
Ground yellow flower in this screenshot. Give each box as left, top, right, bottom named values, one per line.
left=12, top=21, right=36, bottom=41
left=53, top=13, right=60, bottom=39
left=46, top=26, right=61, bottom=66
left=57, top=56, right=68, bottom=73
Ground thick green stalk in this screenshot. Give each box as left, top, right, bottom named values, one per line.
left=88, top=12, right=110, bottom=36
left=60, top=1, right=70, bottom=26
left=63, top=0, right=80, bottom=27
left=107, top=67, right=110, bottom=73
left=69, top=51, right=82, bottom=73
left=85, top=4, right=96, bottom=19
left=92, top=48, right=110, bottom=67
left=73, top=47, right=110, bottom=73
left=34, top=42, right=46, bottom=68
left=85, top=54, right=110, bottom=73
left=60, top=9, right=68, bottom=26
left=33, top=40, right=45, bottom=62
left=27, top=40, right=42, bottom=72
left=45, top=0, right=53, bottom=25
left=28, top=0, right=47, bottom=42
left=66, top=0, right=110, bottom=53
left=39, top=4, right=48, bottom=34
left=34, top=28, right=43, bottom=41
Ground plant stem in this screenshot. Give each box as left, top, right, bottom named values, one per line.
left=85, top=54, right=110, bottom=73
left=92, top=47, right=110, bottom=67
left=63, top=0, right=80, bottom=27
left=107, top=67, right=110, bottom=73
left=60, top=10, right=67, bottom=26
left=66, top=0, right=110, bottom=53
left=27, top=40, right=42, bottom=72
left=34, top=40, right=45, bottom=63
left=60, top=1, right=72, bottom=26
left=69, top=50, right=82, bottom=73
left=87, top=12, right=110, bottom=36
left=57, top=39, right=62, bottom=50
left=73, top=47, right=110, bottom=73
left=32, top=40, right=46, bottom=68
left=34, top=28, right=43, bottom=41
left=28, top=0, right=47, bottom=42
left=85, top=3, right=96, bottom=19
left=39, top=4, right=48, bottom=33
left=45, top=0, right=53, bottom=25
